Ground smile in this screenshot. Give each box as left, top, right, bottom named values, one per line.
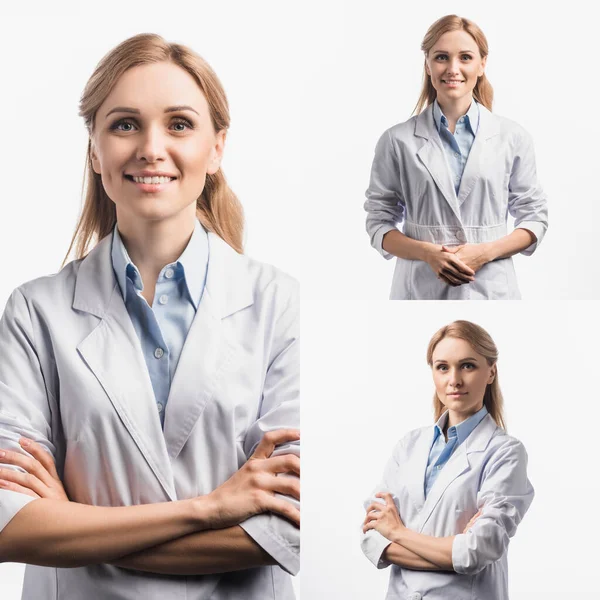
left=124, top=175, right=176, bottom=184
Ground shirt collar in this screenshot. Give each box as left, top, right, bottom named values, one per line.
left=433, top=405, right=488, bottom=445
left=433, top=99, right=480, bottom=135
left=110, top=220, right=209, bottom=309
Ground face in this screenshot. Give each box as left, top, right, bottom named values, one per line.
left=425, top=29, right=486, bottom=106
left=91, top=61, right=225, bottom=225
left=431, top=336, right=496, bottom=421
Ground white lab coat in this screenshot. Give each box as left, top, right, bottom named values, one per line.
left=364, top=103, right=548, bottom=299
left=0, top=230, right=299, bottom=600
left=361, top=414, right=534, bottom=600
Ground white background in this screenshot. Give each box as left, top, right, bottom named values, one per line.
left=0, top=0, right=597, bottom=598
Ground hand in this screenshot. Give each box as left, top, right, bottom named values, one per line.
left=462, top=509, right=482, bottom=534
left=424, top=245, right=475, bottom=287
left=0, top=437, right=69, bottom=501
left=363, top=492, right=405, bottom=542
left=442, top=243, right=491, bottom=273
left=203, top=429, right=300, bottom=529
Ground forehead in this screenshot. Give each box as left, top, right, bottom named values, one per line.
left=98, top=61, right=209, bottom=117
left=431, top=30, right=480, bottom=54
left=432, top=336, right=482, bottom=361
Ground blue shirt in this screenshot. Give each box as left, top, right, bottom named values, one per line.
left=111, top=221, right=208, bottom=428
left=424, top=405, right=488, bottom=498
left=433, top=99, right=480, bottom=195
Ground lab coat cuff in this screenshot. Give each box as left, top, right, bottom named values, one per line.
left=361, top=530, right=392, bottom=569
left=240, top=514, right=300, bottom=575
left=515, top=221, right=546, bottom=256
left=451, top=533, right=473, bottom=575
left=0, top=489, right=36, bottom=531
left=373, top=224, right=397, bottom=260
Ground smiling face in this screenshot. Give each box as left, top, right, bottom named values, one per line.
left=425, top=29, right=486, bottom=109
left=90, top=61, right=225, bottom=227
left=431, top=336, right=496, bottom=424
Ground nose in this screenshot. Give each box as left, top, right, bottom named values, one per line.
left=448, top=367, right=462, bottom=388
left=136, top=125, right=167, bottom=163
left=446, top=58, right=460, bottom=75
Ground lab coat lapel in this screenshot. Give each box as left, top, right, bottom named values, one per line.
left=404, top=427, right=434, bottom=511
left=163, top=233, right=254, bottom=460
left=418, top=414, right=498, bottom=531
left=415, top=104, right=461, bottom=222
left=457, top=105, right=502, bottom=207
left=73, top=236, right=176, bottom=500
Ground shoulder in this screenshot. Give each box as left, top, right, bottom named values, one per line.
left=486, top=428, right=529, bottom=462
left=391, top=424, right=431, bottom=458
left=486, top=110, right=533, bottom=147
left=383, top=114, right=419, bottom=145
left=243, top=254, right=299, bottom=309
left=10, top=259, right=82, bottom=310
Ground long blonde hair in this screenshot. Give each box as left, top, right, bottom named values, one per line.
left=413, top=15, right=493, bottom=115
left=426, top=320, right=505, bottom=429
left=64, top=33, right=244, bottom=263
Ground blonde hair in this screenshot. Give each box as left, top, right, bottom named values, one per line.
left=64, top=33, right=244, bottom=263
left=413, top=15, right=493, bottom=115
left=426, top=320, right=505, bottom=429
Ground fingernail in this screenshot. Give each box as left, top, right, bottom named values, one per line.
left=0, top=451, right=5, bottom=458
left=19, top=438, right=30, bottom=447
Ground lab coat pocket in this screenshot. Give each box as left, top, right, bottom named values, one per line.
left=472, top=259, right=515, bottom=300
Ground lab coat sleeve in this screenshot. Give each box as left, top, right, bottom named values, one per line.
left=508, top=129, right=548, bottom=255
left=364, top=129, right=407, bottom=260
left=0, top=288, right=57, bottom=532
left=359, top=441, right=403, bottom=569
left=238, top=277, right=300, bottom=576
left=452, top=437, right=534, bottom=575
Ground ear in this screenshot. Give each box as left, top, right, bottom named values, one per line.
left=90, top=139, right=101, bottom=175
left=207, top=129, right=227, bottom=176
left=425, top=59, right=431, bottom=77
left=478, top=55, right=487, bottom=77
left=488, top=364, right=497, bottom=384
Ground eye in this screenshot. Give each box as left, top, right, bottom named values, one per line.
left=435, top=54, right=448, bottom=61
left=461, top=362, right=476, bottom=370
left=170, top=117, right=194, bottom=132
left=436, top=364, right=449, bottom=371
left=110, top=119, right=137, bottom=132
left=461, top=54, right=473, bottom=61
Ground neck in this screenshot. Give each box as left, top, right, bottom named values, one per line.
left=116, top=206, right=197, bottom=289
left=436, top=95, right=473, bottom=130
left=447, top=404, right=483, bottom=428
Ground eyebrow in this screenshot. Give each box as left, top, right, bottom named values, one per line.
left=104, top=105, right=200, bottom=118
left=434, top=357, right=479, bottom=363
left=433, top=49, right=475, bottom=54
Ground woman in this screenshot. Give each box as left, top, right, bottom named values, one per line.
left=0, top=34, right=299, bottom=600
left=364, top=15, right=548, bottom=300
left=361, top=320, right=534, bottom=599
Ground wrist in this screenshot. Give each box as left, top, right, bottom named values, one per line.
left=190, top=494, right=219, bottom=530
left=482, top=241, right=497, bottom=262
left=390, top=524, right=406, bottom=545
left=420, top=242, right=439, bottom=264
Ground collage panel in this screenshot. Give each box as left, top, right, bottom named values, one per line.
left=302, top=301, right=599, bottom=599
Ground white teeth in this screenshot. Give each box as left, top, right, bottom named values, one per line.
left=132, top=176, right=173, bottom=184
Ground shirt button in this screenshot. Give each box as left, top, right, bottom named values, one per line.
left=157, top=403, right=164, bottom=412
left=154, top=347, right=164, bottom=359
left=159, top=294, right=168, bottom=305
left=456, top=231, right=466, bottom=243
left=409, top=594, right=422, bottom=600
left=165, top=268, right=174, bottom=279
left=454, top=152, right=460, bottom=157
left=436, top=465, right=443, bottom=470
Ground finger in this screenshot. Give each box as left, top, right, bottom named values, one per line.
left=440, top=269, right=467, bottom=286
left=0, top=478, right=41, bottom=498
left=438, top=273, right=461, bottom=287
left=270, top=475, right=300, bottom=501
left=441, top=245, right=461, bottom=254
left=0, top=449, right=56, bottom=488
left=262, top=454, right=300, bottom=476
left=19, top=439, right=59, bottom=480
left=443, top=263, right=474, bottom=283
left=382, top=492, right=395, bottom=507
left=251, top=429, right=300, bottom=460
left=0, top=467, right=49, bottom=497
left=365, top=502, right=383, bottom=514
left=448, top=256, right=475, bottom=277
left=265, top=495, right=301, bottom=527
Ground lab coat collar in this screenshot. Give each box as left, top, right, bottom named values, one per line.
left=73, top=231, right=254, bottom=497
left=414, top=102, right=503, bottom=218
left=417, top=414, right=498, bottom=531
